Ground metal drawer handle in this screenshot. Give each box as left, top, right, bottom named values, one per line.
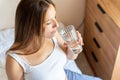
left=93, top=38, right=101, bottom=48
left=97, top=4, right=106, bottom=14
left=95, top=22, right=103, bottom=32
left=91, top=51, right=98, bottom=62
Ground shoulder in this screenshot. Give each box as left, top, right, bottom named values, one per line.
left=6, top=54, right=20, bottom=67
left=6, top=54, right=24, bottom=80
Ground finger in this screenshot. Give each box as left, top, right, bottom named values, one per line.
left=79, top=37, right=84, bottom=45
left=64, top=42, right=68, bottom=47
left=76, top=31, right=81, bottom=39
left=76, top=31, right=84, bottom=45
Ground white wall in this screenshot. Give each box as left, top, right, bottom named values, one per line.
left=0, top=0, right=20, bottom=29
left=53, top=0, right=86, bottom=27
left=0, top=0, right=86, bottom=29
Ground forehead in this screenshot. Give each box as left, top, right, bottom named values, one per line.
left=44, top=4, right=56, bottom=22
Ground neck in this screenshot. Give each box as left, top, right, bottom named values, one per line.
left=36, top=38, right=53, bottom=54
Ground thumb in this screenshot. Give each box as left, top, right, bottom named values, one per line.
left=63, top=42, right=68, bottom=47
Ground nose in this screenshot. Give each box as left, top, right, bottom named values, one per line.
left=53, top=18, right=59, bottom=28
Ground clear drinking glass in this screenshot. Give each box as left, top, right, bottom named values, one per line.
left=57, top=25, right=83, bottom=54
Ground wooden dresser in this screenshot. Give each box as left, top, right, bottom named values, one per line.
left=83, top=0, right=120, bottom=80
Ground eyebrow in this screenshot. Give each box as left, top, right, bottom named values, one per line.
left=44, top=19, right=52, bottom=24
left=45, top=16, right=56, bottom=23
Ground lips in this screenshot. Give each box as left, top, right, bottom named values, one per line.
left=51, top=30, right=56, bottom=34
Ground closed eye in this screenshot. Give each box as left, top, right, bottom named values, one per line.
left=45, top=17, right=56, bottom=25
left=46, top=21, right=52, bottom=25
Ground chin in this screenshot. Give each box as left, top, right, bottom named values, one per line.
left=46, top=35, right=55, bottom=39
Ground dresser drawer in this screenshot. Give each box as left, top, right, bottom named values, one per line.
left=87, top=0, right=120, bottom=50
left=85, top=8, right=117, bottom=57
left=84, top=23, right=114, bottom=80
left=84, top=20, right=116, bottom=65
left=84, top=41, right=112, bottom=80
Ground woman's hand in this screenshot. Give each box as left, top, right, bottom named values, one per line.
left=56, top=30, right=84, bottom=60
left=64, top=31, right=84, bottom=60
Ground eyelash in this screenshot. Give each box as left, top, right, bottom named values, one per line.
left=46, top=22, right=52, bottom=25
left=46, top=17, right=56, bottom=25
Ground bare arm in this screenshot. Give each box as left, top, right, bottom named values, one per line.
left=55, top=31, right=84, bottom=60
left=6, top=55, right=24, bottom=80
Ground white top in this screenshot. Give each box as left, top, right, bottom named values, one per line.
left=8, top=37, right=67, bottom=80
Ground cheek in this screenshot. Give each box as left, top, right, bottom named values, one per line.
left=44, top=27, right=51, bottom=37
left=44, top=29, right=49, bottom=36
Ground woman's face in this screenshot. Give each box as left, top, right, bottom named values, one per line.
left=43, top=4, right=58, bottom=39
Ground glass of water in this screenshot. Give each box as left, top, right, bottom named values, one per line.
left=57, top=25, right=83, bottom=54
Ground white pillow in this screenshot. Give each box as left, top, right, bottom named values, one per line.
left=0, top=68, right=8, bottom=80
left=0, top=27, right=14, bottom=68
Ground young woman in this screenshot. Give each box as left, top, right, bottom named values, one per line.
left=6, top=0, right=82, bottom=80
left=5, top=0, right=85, bottom=80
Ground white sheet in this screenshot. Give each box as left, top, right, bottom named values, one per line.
left=0, top=68, right=8, bottom=80
left=0, top=28, right=14, bottom=68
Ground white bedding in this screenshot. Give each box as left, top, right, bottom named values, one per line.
left=0, top=23, right=82, bottom=80
left=0, top=28, right=14, bottom=68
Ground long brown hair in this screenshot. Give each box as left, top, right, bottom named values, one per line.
left=8, top=0, right=55, bottom=55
